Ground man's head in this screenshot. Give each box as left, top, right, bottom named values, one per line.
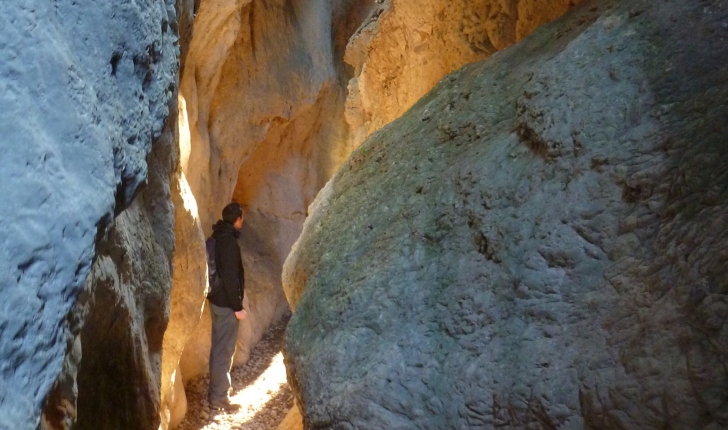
left=222, top=202, right=246, bottom=229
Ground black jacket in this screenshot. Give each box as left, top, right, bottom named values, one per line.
left=207, top=220, right=244, bottom=311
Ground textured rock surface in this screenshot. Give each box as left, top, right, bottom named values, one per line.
left=158, top=2, right=205, bottom=423
left=344, top=0, right=585, bottom=148
left=0, top=1, right=178, bottom=429
left=174, top=0, right=373, bottom=391
left=72, top=133, right=176, bottom=430
left=284, top=0, right=728, bottom=428
left=159, top=162, right=207, bottom=429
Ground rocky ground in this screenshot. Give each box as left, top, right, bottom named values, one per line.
left=177, top=313, right=294, bottom=430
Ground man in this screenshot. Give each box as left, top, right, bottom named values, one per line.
left=207, top=202, right=247, bottom=411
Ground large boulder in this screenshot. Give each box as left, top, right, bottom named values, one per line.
left=0, top=1, right=179, bottom=429
left=283, top=0, right=728, bottom=428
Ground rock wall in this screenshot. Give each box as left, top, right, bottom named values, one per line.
left=157, top=3, right=206, bottom=428
left=71, top=124, right=177, bottom=430
left=158, top=161, right=207, bottom=429
left=344, top=0, right=586, bottom=148
left=0, top=1, right=179, bottom=430
left=284, top=0, right=728, bottom=428
left=167, top=0, right=587, bottom=426
left=172, top=0, right=374, bottom=394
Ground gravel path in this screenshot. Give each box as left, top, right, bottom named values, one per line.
left=177, top=313, right=294, bottom=430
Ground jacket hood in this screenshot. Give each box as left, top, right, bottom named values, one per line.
left=212, top=220, right=240, bottom=239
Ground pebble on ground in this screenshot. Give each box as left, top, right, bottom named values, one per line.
left=177, top=313, right=294, bottom=430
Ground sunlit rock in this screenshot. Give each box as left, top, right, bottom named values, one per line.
left=275, top=404, right=303, bottom=430
left=159, top=170, right=207, bottom=430
left=172, top=0, right=372, bottom=394
left=344, top=0, right=586, bottom=148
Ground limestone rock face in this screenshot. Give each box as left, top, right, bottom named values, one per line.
left=284, top=0, right=728, bottom=428
left=174, top=0, right=373, bottom=389
left=158, top=166, right=207, bottom=430
left=42, top=125, right=178, bottom=430
left=344, top=0, right=586, bottom=148
left=157, top=4, right=204, bottom=426
left=72, top=132, right=176, bottom=430
left=0, top=1, right=178, bottom=429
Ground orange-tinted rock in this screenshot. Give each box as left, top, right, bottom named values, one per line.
left=166, top=0, right=587, bottom=426
left=167, top=0, right=372, bottom=422
left=344, top=0, right=586, bottom=148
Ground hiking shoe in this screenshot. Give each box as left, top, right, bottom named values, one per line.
left=209, top=399, right=240, bottom=412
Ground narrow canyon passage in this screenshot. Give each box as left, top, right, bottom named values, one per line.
left=165, top=1, right=602, bottom=429
left=2, top=0, right=726, bottom=430
left=162, top=0, right=592, bottom=427
left=162, top=1, right=590, bottom=428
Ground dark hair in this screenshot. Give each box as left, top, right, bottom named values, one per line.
left=222, top=202, right=245, bottom=224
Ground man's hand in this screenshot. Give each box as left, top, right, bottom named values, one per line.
left=234, top=309, right=247, bottom=320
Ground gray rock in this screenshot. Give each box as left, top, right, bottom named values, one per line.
left=0, top=1, right=178, bottom=429
left=68, top=111, right=177, bottom=430
left=283, top=0, right=728, bottom=428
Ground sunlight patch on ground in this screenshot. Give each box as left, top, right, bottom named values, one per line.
left=230, top=352, right=287, bottom=414
left=198, top=352, right=288, bottom=429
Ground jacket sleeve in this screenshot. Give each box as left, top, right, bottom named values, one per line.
left=217, top=236, right=244, bottom=312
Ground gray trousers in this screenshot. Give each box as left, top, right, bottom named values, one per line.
left=208, top=303, right=239, bottom=403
